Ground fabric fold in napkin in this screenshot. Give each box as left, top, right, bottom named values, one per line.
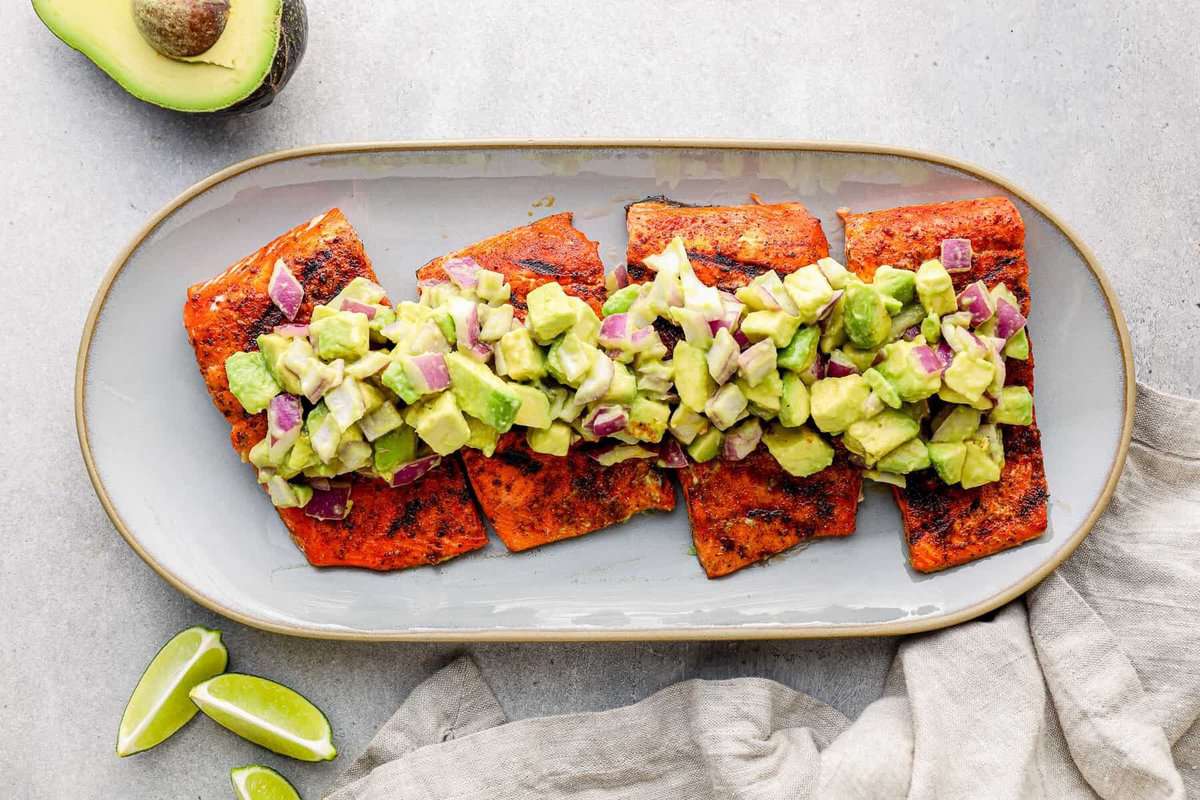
left=325, top=383, right=1200, bottom=800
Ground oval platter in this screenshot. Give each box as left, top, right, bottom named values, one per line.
left=76, top=141, right=1133, bottom=640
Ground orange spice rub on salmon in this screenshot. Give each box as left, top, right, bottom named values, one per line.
left=839, top=197, right=1048, bottom=572
left=183, top=208, right=487, bottom=570
left=626, top=197, right=861, bottom=578
left=417, top=213, right=675, bottom=552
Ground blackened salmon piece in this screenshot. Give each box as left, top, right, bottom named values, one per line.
left=417, top=212, right=606, bottom=315
left=183, top=208, right=486, bottom=571
left=418, top=213, right=674, bottom=552
left=625, top=198, right=862, bottom=576
left=461, top=434, right=675, bottom=552
left=840, top=197, right=1048, bottom=572
left=626, top=198, right=829, bottom=290
left=681, top=447, right=860, bottom=578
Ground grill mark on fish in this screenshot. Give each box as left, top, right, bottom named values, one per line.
left=497, top=447, right=544, bottom=474
left=519, top=258, right=564, bottom=276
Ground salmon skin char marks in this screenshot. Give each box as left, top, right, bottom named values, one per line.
left=625, top=197, right=862, bottom=578
left=838, top=196, right=1048, bottom=572
left=416, top=212, right=675, bottom=552
left=625, top=196, right=829, bottom=291
left=182, top=208, right=487, bottom=571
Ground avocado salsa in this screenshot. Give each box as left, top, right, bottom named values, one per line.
left=226, top=237, right=1033, bottom=519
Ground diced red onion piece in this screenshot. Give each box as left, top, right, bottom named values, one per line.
left=273, top=324, right=310, bottom=338
left=815, top=289, right=844, bottom=321
left=756, top=284, right=783, bottom=311
left=826, top=352, right=859, bottom=377
left=442, top=257, right=481, bottom=289
left=911, top=344, right=945, bottom=375
left=304, top=483, right=352, bottom=520
left=935, top=341, right=955, bottom=368
left=389, top=455, right=443, bottom=487
left=417, top=277, right=449, bottom=290
left=411, top=353, right=450, bottom=392
left=956, top=281, right=994, bottom=326
left=941, top=238, right=973, bottom=272
left=268, top=393, right=303, bottom=435
left=708, top=318, right=729, bottom=335
left=599, top=313, right=631, bottom=349
left=656, top=438, right=688, bottom=469
left=733, top=330, right=751, bottom=350
left=722, top=419, right=762, bottom=461
left=466, top=341, right=493, bottom=362
left=268, top=259, right=304, bottom=321
left=613, top=263, right=630, bottom=289
left=630, top=327, right=659, bottom=353
left=995, top=299, right=1027, bottom=341
left=902, top=325, right=922, bottom=341
left=340, top=298, right=377, bottom=319
left=585, top=405, right=628, bottom=437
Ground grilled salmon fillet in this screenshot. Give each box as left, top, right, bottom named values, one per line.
left=417, top=213, right=675, bottom=552
left=626, top=198, right=862, bottom=578
left=839, top=197, right=1048, bottom=572
left=183, top=208, right=487, bottom=570
left=626, top=197, right=829, bottom=291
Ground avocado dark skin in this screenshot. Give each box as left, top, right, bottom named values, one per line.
left=219, top=0, right=307, bottom=115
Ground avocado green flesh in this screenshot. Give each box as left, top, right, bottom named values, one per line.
left=34, top=0, right=285, bottom=112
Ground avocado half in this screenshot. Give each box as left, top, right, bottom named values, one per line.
left=32, top=0, right=307, bottom=114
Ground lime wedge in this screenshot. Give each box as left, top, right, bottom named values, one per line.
left=231, top=765, right=302, bottom=800
left=116, top=626, right=228, bottom=757
left=190, top=674, right=336, bottom=762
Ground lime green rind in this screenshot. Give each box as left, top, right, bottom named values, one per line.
left=116, top=626, right=228, bottom=757
left=191, top=673, right=336, bottom=762
left=231, top=765, right=302, bottom=800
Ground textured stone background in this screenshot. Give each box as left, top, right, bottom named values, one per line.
left=3, top=1, right=1197, bottom=796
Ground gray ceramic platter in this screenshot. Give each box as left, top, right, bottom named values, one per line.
left=77, top=142, right=1133, bottom=641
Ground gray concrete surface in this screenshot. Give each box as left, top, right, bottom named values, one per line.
left=3, top=1, right=1197, bottom=796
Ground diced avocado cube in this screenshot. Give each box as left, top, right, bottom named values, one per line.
left=602, top=284, right=640, bottom=317
left=888, top=303, right=926, bottom=342
left=479, top=304, right=515, bottom=342
left=782, top=264, right=834, bottom=324
left=989, top=386, right=1034, bottom=426
left=324, top=375, right=366, bottom=431
left=310, top=304, right=337, bottom=322
left=990, top=282, right=1020, bottom=310
left=1003, top=328, right=1030, bottom=361
left=256, top=334, right=303, bottom=396
left=687, top=427, right=723, bottom=463
left=669, top=404, right=710, bottom=445
left=279, top=433, right=317, bottom=476
left=592, top=444, right=658, bottom=465
left=603, top=362, right=638, bottom=404
left=476, top=269, right=509, bottom=304
left=526, top=421, right=572, bottom=456
left=310, top=310, right=370, bottom=361
left=961, top=439, right=1002, bottom=489
left=412, top=391, right=471, bottom=456
left=224, top=351, right=280, bottom=414
left=373, top=426, right=417, bottom=475
left=526, top=282, right=577, bottom=344
left=359, top=401, right=404, bottom=442
left=509, top=383, right=552, bottom=429
left=267, top=475, right=309, bottom=509
left=635, top=358, right=674, bottom=396
left=819, top=292, right=848, bottom=354
left=369, top=306, right=397, bottom=343
left=741, top=310, right=802, bottom=348
left=331, top=276, right=388, bottom=307
left=976, top=423, right=1006, bottom=466
left=864, top=470, right=907, bottom=488
left=778, top=325, right=819, bottom=373
left=938, top=384, right=993, bottom=411
left=932, top=406, right=982, bottom=442
left=628, top=396, right=670, bottom=443
left=546, top=332, right=596, bottom=387
left=705, top=383, right=748, bottom=431
left=339, top=421, right=364, bottom=444
left=673, top=341, right=715, bottom=414
left=876, top=437, right=931, bottom=474
left=838, top=345, right=876, bottom=375
left=762, top=424, right=834, bottom=477
left=872, top=340, right=941, bottom=403
left=779, top=372, right=811, bottom=428
left=922, top=311, right=941, bottom=344
left=944, top=352, right=995, bottom=404
left=817, top=257, right=850, bottom=289
left=445, top=352, right=522, bottom=433
left=433, top=309, right=457, bottom=344
left=306, top=404, right=342, bottom=463
left=465, top=417, right=500, bottom=456
left=337, top=440, right=373, bottom=472
left=880, top=294, right=903, bottom=316
left=862, top=367, right=901, bottom=410
left=872, top=265, right=916, bottom=305
left=345, top=351, right=391, bottom=381
left=928, top=441, right=967, bottom=485
left=380, top=360, right=421, bottom=404
left=248, top=437, right=276, bottom=469
left=843, top=409, right=920, bottom=466
left=567, top=296, right=602, bottom=343
left=497, top=327, right=546, bottom=381
left=358, top=381, right=386, bottom=415
left=842, top=283, right=891, bottom=350
left=916, top=259, right=957, bottom=315
left=809, top=374, right=870, bottom=434
left=738, top=369, right=783, bottom=419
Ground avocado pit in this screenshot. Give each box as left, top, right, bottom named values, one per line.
left=132, top=0, right=230, bottom=58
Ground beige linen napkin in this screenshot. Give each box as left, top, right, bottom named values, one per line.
left=325, top=384, right=1200, bottom=800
